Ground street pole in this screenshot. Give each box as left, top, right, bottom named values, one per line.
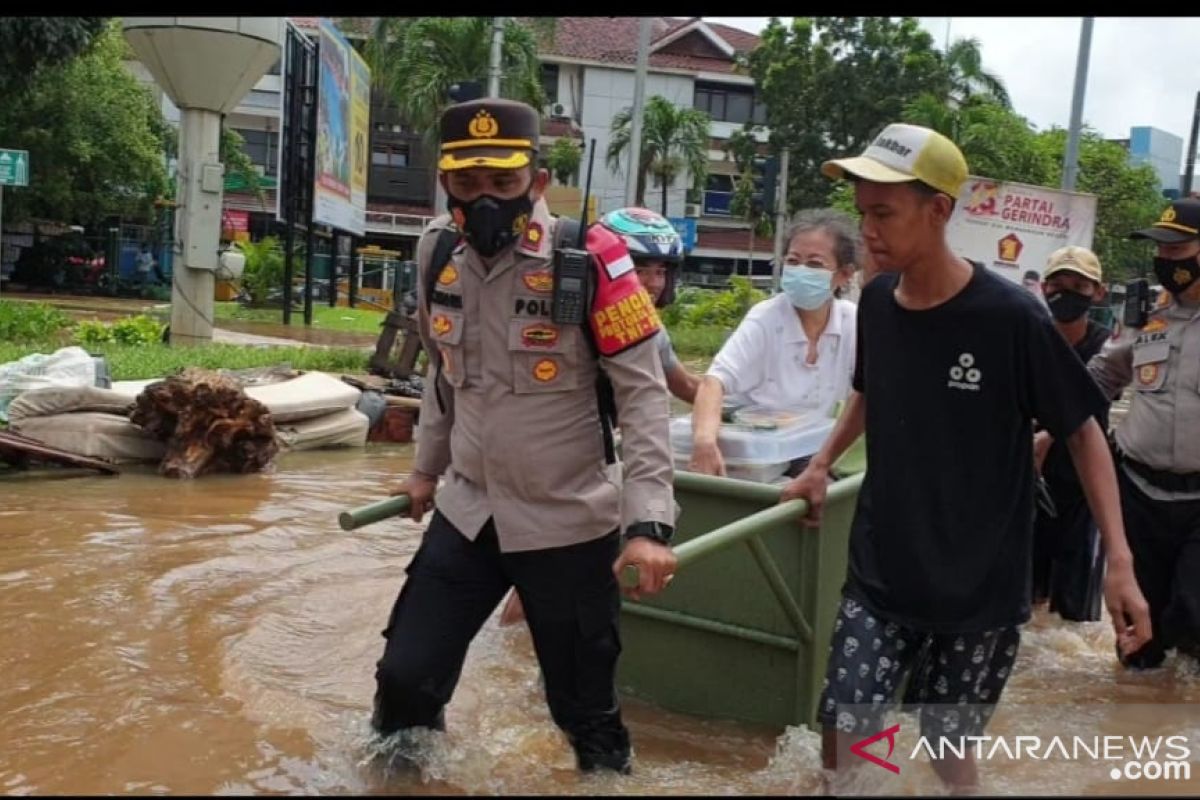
left=1061, top=16, right=1094, bottom=192
left=488, top=17, right=504, bottom=98
left=0, top=185, right=4, bottom=300
left=771, top=148, right=790, bottom=292
left=1182, top=90, right=1200, bottom=198
left=625, top=16, right=651, bottom=207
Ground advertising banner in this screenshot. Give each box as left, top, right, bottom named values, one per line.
left=313, top=18, right=369, bottom=235
left=948, top=177, right=1097, bottom=284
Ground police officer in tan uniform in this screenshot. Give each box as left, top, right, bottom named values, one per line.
left=374, top=98, right=677, bottom=774
left=1088, top=198, right=1200, bottom=668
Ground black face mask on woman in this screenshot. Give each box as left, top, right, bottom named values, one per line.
left=1045, top=289, right=1093, bottom=323
left=1153, top=254, right=1200, bottom=296
left=447, top=193, right=534, bottom=258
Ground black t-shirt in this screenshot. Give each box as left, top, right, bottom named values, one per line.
left=845, top=261, right=1108, bottom=633
left=1040, top=320, right=1112, bottom=496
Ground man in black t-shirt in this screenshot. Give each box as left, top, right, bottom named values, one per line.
left=780, top=123, right=1151, bottom=793
left=1032, top=246, right=1115, bottom=622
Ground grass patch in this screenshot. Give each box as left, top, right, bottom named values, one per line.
left=0, top=341, right=370, bottom=381
left=0, top=300, right=73, bottom=342
left=667, top=324, right=730, bottom=360
left=213, top=302, right=387, bottom=335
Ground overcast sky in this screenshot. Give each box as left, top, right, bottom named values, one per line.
left=707, top=16, right=1200, bottom=171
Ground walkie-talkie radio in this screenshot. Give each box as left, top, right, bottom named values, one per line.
left=552, top=138, right=597, bottom=326
left=1123, top=277, right=1152, bottom=329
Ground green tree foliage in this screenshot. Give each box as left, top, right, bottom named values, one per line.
left=904, top=96, right=1055, bottom=185
left=607, top=95, right=710, bottom=213
left=365, top=17, right=545, bottom=147
left=545, top=137, right=582, bottom=185
left=1034, top=130, right=1167, bottom=282
left=238, top=237, right=287, bottom=307
left=747, top=17, right=947, bottom=211
left=942, top=37, right=1010, bottom=108
left=0, top=21, right=169, bottom=226
left=726, top=125, right=773, bottom=240
left=0, top=17, right=108, bottom=96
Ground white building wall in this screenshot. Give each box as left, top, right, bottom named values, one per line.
left=580, top=66, right=695, bottom=218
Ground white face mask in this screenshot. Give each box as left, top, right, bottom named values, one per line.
left=780, top=264, right=834, bottom=310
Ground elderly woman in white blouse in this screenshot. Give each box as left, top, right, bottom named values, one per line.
left=689, top=208, right=862, bottom=477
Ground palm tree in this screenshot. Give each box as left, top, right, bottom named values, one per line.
left=365, top=17, right=546, bottom=146
left=944, top=37, right=1010, bottom=109
left=607, top=95, right=710, bottom=215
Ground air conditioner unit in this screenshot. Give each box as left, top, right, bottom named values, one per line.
left=684, top=202, right=701, bottom=218
left=550, top=102, right=567, bottom=119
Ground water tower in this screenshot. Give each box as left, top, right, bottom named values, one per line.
left=123, top=18, right=283, bottom=345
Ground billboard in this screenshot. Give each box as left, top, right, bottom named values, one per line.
left=947, top=177, right=1098, bottom=284
left=313, top=18, right=369, bottom=235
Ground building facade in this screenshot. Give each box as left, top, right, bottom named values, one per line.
left=126, top=16, right=776, bottom=285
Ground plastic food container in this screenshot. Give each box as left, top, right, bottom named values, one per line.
left=670, top=405, right=835, bottom=483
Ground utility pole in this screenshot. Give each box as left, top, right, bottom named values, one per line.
left=625, top=17, right=651, bottom=207
left=1182, top=90, right=1200, bottom=198
left=771, top=148, right=790, bottom=291
left=488, top=17, right=504, bottom=98
left=1061, top=17, right=1094, bottom=192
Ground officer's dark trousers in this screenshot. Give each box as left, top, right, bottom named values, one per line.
left=1032, top=487, right=1104, bottom=622
left=1118, top=467, right=1200, bottom=668
left=372, top=510, right=630, bottom=769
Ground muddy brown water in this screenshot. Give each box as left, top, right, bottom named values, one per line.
left=2, top=446, right=1198, bottom=794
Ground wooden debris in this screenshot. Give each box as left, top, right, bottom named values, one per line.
left=130, top=367, right=278, bottom=479
left=0, top=429, right=120, bottom=475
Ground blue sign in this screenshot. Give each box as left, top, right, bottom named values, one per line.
left=667, top=216, right=698, bottom=252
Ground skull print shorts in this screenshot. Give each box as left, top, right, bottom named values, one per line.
left=815, top=593, right=1021, bottom=740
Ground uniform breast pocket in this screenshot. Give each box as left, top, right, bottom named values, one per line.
left=507, top=318, right=583, bottom=394
left=429, top=307, right=466, bottom=387
left=1132, top=340, right=1170, bottom=393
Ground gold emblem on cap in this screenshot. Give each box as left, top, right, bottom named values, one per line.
left=1175, top=267, right=1192, bottom=285
left=468, top=110, right=500, bottom=139
left=1162, top=207, right=1177, bottom=223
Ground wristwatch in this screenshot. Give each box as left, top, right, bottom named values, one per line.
left=624, top=521, right=674, bottom=547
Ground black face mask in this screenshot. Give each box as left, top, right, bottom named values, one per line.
left=1153, top=254, right=1200, bottom=296
left=448, top=193, right=534, bottom=258
left=1045, top=289, right=1093, bottom=323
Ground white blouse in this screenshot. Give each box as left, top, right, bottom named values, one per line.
left=707, top=294, right=858, bottom=419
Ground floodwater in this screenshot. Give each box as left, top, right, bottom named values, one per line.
left=2, top=448, right=1199, bottom=795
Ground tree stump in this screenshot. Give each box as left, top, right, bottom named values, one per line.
left=131, top=367, right=279, bottom=479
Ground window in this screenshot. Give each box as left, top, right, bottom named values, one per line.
left=725, top=93, right=751, bottom=125
left=372, top=144, right=409, bottom=168
left=694, top=82, right=758, bottom=125
left=752, top=98, right=767, bottom=125
left=541, top=64, right=560, bottom=105
left=234, top=129, right=279, bottom=176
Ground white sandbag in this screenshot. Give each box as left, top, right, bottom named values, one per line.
left=274, top=407, right=370, bottom=450
left=7, top=385, right=136, bottom=425
left=245, top=371, right=361, bottom=422
left=13, top=412, right=166, bottom=464
left=0, top=346, right=96, bottom=422
left=109, top=379, right=159, bottom=400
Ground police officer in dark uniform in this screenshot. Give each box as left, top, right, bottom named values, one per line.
left=1088, top=198, right=1200, bottom=668
left=374, top=98, right=678, bottom=773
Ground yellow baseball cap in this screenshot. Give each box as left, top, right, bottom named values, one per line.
left=1044, top=245, right=1102, bottom=283
left=822, top=123, right=969, bottom=198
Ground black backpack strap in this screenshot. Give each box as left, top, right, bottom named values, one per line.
left=554, top=216, right=619, bottom=466
left=422, top=227, right=462, bottom=415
